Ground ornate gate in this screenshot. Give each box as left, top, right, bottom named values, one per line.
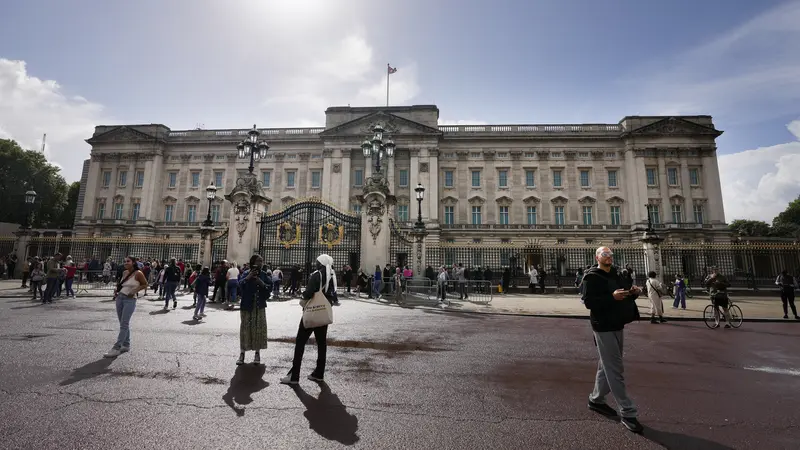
left=211, top=229, right=229, bottom=263
left=258, top=199, right=361, bottom=277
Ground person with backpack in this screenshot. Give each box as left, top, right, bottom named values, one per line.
left=163, top=258, right=182, bottom=310
left=645, top=271, right=667, bottom=324
left=775, top=270, right=799, bottom=320
left=582, top=246, right=644, bottom=434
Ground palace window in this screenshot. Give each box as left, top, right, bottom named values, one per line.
left=135, top=171, right=144, bottom=188
left=671, top=204, right=683, bottom=223
left=118, top=171, right=127, bottom=187
left=399, top=169, right=409, bottom=187
left=525, top=170, right=535, bottom=187
left=667, top=167, right=679, bottom=186
left=527, top=206, right=537, bottom=225
left=187, top=205, right=197, bottom=223
left=444, top=206, right=455, bottom=225
left=191, top=172, right=200, bottom=188
left=580, top=170, right=590, bottom=188
left=311, top=171, right=321, bottom=189
left=554, top=206, right=565, bottom=225
left=214, top=171, right=224, bottom=188
left=608, top=170, right=618, bottom=187
left=471, top=206, right=482, bottom=225
left=552, top=170, right=562, bottom=188
left=582, top=206, right=593, bottom=225
left=471, top=170, right=481, bottom=187
left=610, top=206, right=621, bottom=225
left=131, top=202, right=140, bottom=220
left=646, top=168, right=657, bottom=186
left=397, top=205, right=409, bottom=222
left=498, top=170, right=508, bottom=188
left=97, top=202, right=106, bottom=219
left=114, top=202, right=124, bottom=220
left=102, top=171, right=111, bottom=187
left=168, top=172, right=177, bottom=188
left=444, top=170, right=454, bottom=188
left=499, top=206, right=509, bottom=224
left=693, top=204, right=704, bottom=224
left=648, top=205, right=661, bottom=224
left=262, top=171, right=271, bottom=187
left=354, top=169, right=363, bottom=187
left=164, top=204, right=174, bottom=222
left=689, top=168, right=700, bottom=186
left=210, top=205, right=220, bottom=223
left=286, top=171, right=296, bottom=188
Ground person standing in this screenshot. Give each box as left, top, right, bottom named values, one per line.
left=64, top=260, right=77, bottom=298
left=272, top=266, right=283, bottom=300
left=192, top=267, right=212, bottom=321
left=236, top=255, right=271, bottom=365
left=456, top=263, right=468, bottom=299
left=20, top=257, right=30, bottom=289
left=775, top=270, right=799, bottom=320
left=163, top=258, right=181, bottom=310
left=7, top=254, right=17, bottom=280
left=104, top=256, right=148, bottom=358
left=645, top=271, right=667, bottom=324
left=437, top=266, right=448, bottom=306
left=673, top=274, right=687, bottom=310
left=582, top=246, right=644, bottom=434
left=281, top=254, right=337, bottom=385
left=226, top=261, right=240, bottom=310
left=342, top=265, right=353, bottom=295
left=42, top=253, right=62, bottom=304
left=537, top=265, right=547, bottom=294
left=30, top=262, right=45, bottom=300
left=372, top=265, right=382, bottom=298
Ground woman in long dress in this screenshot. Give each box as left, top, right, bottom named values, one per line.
left=236, top=254, right=271, bottom=365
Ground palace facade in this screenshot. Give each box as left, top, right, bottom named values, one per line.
left=75, top=105, right=729, bottom=245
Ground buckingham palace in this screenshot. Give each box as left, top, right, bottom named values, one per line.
left=75, top=104, right=728, bottom=247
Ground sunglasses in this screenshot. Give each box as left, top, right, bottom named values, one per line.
left=599, top=252, right=614, bottom=258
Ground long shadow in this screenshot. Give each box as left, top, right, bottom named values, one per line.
left=181, top=319, right=201, bottom=326
left=10, top=303, right=44, bottom=310
left=292, top=383, right=359, bottom=445
left=221, top=364, right=268, bottom=416
left=643, top=427, right=735, bottom=450
left=148, top=309, right=169, bottom=315
left=60, top=358, right=115, bottom=386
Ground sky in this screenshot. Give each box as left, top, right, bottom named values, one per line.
left=0, top=0, right=799, bottom=223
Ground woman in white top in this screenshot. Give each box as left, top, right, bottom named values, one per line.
left=226, top=262, right=240, bottom=310
left=645, top=271, right=667, bottom=324
left=105, top=256, right=148, bottom=358
left=528, top=267, right=539, bottom=294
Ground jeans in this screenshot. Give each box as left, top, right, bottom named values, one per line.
left=164, top=280, right=179, bottom=307
left=780, top=287, right=797, bottom=317
left=114, top=293, right=137, bottom=349
left=273, top=280, right=281, bottom=297
left=194, top=294, right=207, bottom=317
left=65, top=278, right=75, bottom=297
left=43, top=277, right=58, bottom=302
left=589, top=330, right=638, bottom=418
left=372, top=279, right=381, bottom=297
left=673, top=288, right=686, bottom=309
left=439, top=281, right=447, bottom=301
left=226, top=280, right=239, bottom=303
left=31, top=280, right=43, bottom=299
left=289, top=320, right=328, bottom=380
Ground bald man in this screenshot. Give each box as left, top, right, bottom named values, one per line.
left=581, top=246, right=644, bottom=434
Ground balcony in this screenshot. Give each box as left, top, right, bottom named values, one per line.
left=167, top=127, right=325, bottom=142
left=439, top=224, right=625, bottom=231
left=438, top=123, right=622, bottom=136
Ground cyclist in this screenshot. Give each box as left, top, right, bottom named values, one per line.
left=704, top=267, right=732, bottom=329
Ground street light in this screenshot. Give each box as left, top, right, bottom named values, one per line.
left=361, top=123, right=395, bottom=175
left=203, top=183, right=217, bottom=227
left=24, top=190, right=37, bottom=228
left=414, top=183, right=425, bottom=230
left=236, top=124, right=270, bottom=174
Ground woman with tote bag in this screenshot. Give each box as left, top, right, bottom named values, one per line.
left=281, top=254, right=337, bottom=385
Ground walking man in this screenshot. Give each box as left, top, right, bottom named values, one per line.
left=582, top=246, right=644, bottom=433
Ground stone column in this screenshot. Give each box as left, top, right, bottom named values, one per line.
left=13, top=229, right=32, bottom=278
left=410, top=227, right=428, bottom=278
left=428, top=148, right=439, bottom=222
left=225, top=173, right=271, bottom=266
left=359, top=174, right=392, bottom=274
left=198, top=226, right=214, bottom=267
left=641, top=231, right=665, bottom=283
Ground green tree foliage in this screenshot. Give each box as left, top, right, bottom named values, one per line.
left=729, top=195, right=800, bottom=238
left=728, top=219, right=772, bottom=237
left=0, top=139, right=75, bottom=228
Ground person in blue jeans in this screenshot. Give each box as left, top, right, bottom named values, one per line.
left=372, top=265, right=382, bottom=298
left=193, top=267, right=211, bottom=321
left=226, top=262, right=240, bottom=310
left=105, top=256, right=148, bottom=358
left=163, top=258, right=182, bottom=310
left=672, top=274, right=687, bottom=310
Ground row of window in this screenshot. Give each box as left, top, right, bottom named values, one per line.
left=96, top=202, right=221, bottom=223
left=101, top=169, right=323, bottom=190
left=646, top=167, right=701, bottom=187
left=443, top=169, right=620, bottom=189
left=647, top=204, right=704, bottom=224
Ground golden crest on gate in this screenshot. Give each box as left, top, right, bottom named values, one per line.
left=277, top=221, right=301, bottom=249
left=318, top=222, right=344, bottom=249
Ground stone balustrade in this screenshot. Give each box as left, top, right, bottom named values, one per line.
left=437, top=124, right=622, bottom=134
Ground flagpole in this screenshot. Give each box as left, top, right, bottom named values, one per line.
left=386, top=63, right=390, bottom=107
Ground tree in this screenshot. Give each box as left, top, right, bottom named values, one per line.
left=57, top=182, right=81, bottom=228
left=773, top=196, right=800, bottom=227
left=728, top=219, right=772, bottom=237
left=0, top=139, right=71, bottom=228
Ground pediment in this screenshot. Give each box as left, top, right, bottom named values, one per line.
left=468, top=195, right=486, bottom=205
left=281, top=196, right=296, bottom=203
left=522, top=195, right=541, bottom=204
left=87, top=126, right=164, bottom=145
left=185, top=195, right=200, bottom=202
left=627, top=117, right=722, bottom=137
left=495, top=195, right=514, bottom=204
left=440, top=195, right=459, bottom=204
left=578, top=195, right=596, bottom=204
left=670, top=194, right=685, bottom=201
left=550, top=195, right=569, bottom=204
left=163, top=195, right=177, bottom=203
left=606, top=195, right=625, bottom=204
left=318, top=111, right=442, bottom=138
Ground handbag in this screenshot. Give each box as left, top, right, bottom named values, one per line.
left=302, top=273, right=334, bottom=328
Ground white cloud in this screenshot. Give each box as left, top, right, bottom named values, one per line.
left=631, top=1, right=800, bottom=123
left=719, top=119, right=800, bottom=222
left=0, top=59, right=105, bottom=182
left=264, top=35, right=420, bottom=125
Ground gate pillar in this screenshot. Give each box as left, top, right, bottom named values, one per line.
left=641, top=230, right=665, bottom=283
left=359, top=175, right=393, bottom=273
left=225, top=173, right=271, bottom=267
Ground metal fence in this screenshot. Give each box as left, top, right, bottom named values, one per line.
left=661, top=243, right=800, bottom=288
left=0, top=235, right=17, bottom=258
left=26, top=236, right=201, bottom=265
left=211, top=229, right=229, bottom=263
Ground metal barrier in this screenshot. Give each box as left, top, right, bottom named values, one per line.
left=442, top=280, right=493, bottom=304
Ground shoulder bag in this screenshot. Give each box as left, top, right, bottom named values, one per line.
left=302, top=273, right=334, bottom=328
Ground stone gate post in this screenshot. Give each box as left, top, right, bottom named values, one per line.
left=225, top=173, right=271, bottom=266
left=359, top=175, right=393, bottom=273
left=198, top=225, right=214, bottom=267
left=641, top=231, right=665, bottom=283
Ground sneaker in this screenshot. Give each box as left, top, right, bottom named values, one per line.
left=784, top=315, right=789, bottom=319
left=280, top=376, right=299, bottom=385
left=173, top=301, right=177, bottom=309
left=650, top=319, right=659, bottom=324
left=621, top=417, right=644, bottom=433
left=308, top=373, right=324, bottom=382
left=724, top=324, right=732, bottom=329
left=333, top=301, right=341, bottom=306
left=163, top=306, right=169, bottom=311
left=193, top=316, right=199, bottom=321
left=659, top=317, right=667, bottom=323
left=588, top=401, right=617, bottom=417
left=120, top=347, right=130, bottom=353
left=253, top=353, right=261, bottom=365
left=104, top=348, right=122, bottom=358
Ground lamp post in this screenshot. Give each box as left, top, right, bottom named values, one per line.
left=203, top=183, right=217, bottom=227
left=24, top=190, right=37, bottom=229
left=236, top=124, right=270, bottom=174
left=414, top=183, right=425, bottom=230
left=361, top=123, right=395, bottom=175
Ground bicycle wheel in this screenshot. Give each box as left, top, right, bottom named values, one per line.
left=703, top=304, right=719, bottom=329
left=729, top=304, right=743, bottom=328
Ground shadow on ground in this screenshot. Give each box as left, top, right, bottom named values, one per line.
left=60, top=358, right=114, bottom=386
left=221, top=364, right=269, bottom=416
left=292, top=383, right=359, bottom=446
left=643, top=427, right=735, bottom=450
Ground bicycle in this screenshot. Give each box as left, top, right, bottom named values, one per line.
left=703, top=293, right=743, bottom=328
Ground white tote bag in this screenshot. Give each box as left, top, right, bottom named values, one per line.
left=302, top=275, right=334, bottom=328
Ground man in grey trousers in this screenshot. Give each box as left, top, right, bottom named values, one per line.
left=581, top=246, right=644, bottom=434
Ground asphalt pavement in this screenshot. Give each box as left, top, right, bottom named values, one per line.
left=1, top=289, right=799, bottom=450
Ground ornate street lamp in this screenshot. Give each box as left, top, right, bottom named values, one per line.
left=414, top=183, right=425, bottom=230
left=203, top=183, right=217, bottom=227
left=361, top=123, right=395, bottom=175
left=24, top=190, right=37, bottom=228
left=236, top=124, right=270, bottom=174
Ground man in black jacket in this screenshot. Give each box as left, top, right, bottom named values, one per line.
left=582, top=246, right=644, bottom=434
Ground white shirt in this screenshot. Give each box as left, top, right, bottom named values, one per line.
left=227, top=267, right=240, bottom=280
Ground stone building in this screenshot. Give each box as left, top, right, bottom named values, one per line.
left=75, top=105, right=729, bottom=248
